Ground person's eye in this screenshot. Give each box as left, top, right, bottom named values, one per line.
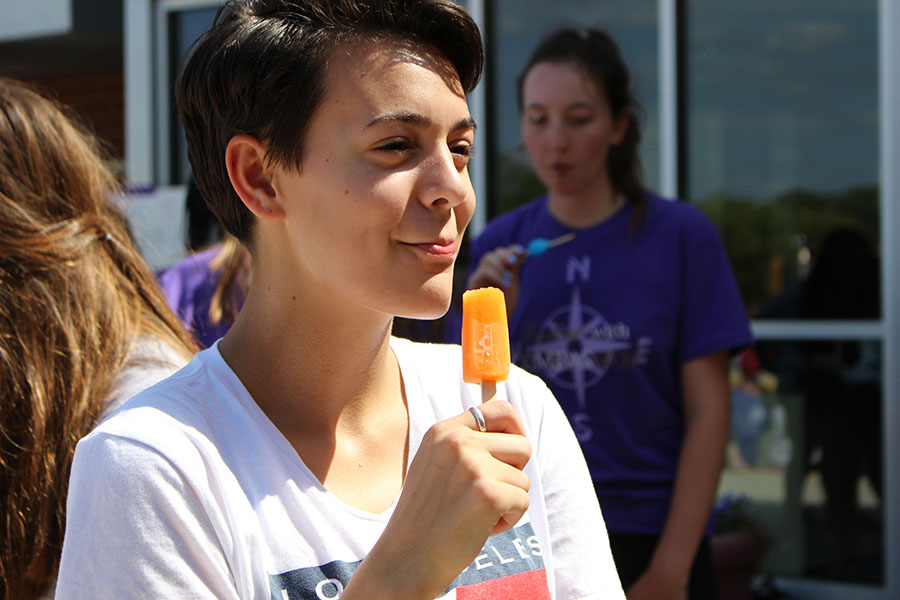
left=451, top=143, right=473, bottom=158
left=451, top=143, right=475, bottom=166
left=527, top=114, right=546, bottom=125
left=375, top=139, right=414, bottom=153
left=568, top=114, right=593, bottom=126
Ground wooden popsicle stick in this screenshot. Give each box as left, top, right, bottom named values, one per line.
left=481, top=380, right=497, bottom=404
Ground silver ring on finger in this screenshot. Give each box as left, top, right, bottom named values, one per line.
left=469, top=406, right=487, bottom=433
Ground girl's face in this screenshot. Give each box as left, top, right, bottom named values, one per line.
left=271, top=41, right=476, bottom=319
left=520, top=61, right=627, bottom=198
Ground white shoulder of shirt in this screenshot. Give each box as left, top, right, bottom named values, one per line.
left=100, top=335, right=191, bottom=422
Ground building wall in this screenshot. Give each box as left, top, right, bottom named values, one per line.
left=25, top=70, right=125, bottom=159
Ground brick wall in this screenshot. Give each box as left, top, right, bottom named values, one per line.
left=27, top=70, right=125, bottom=159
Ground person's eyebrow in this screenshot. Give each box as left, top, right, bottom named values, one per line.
left=524, top=101, right=594, bottom=111
left=453, top=117, right=477, bottom=131
left=364, top=112, right=476, bottom=132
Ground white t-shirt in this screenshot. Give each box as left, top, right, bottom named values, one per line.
left=40, top=336, right=188, bottom=600
left=101, top=335, right=191, bottom=420
left=56, top=337, right=623, bottom=599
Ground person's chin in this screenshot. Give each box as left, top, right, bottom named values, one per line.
left=395, top=279, right=453, bottom=320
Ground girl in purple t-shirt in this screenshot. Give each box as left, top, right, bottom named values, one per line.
left=469, top=28, right=753, bottom=600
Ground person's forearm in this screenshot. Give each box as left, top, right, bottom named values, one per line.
left=650, top=352, right=731, bottom=583
left=650, top=404, right=728, bottom=581
left=341, top=545, right=431, bottom=600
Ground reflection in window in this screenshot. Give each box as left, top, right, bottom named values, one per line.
left=719, top=342, right=882, bottom=585
left=489, top=0, right=658, bottom=219
left=685, top=0, right=879, bottom=316
left=755, top=225, right=880, bottom=322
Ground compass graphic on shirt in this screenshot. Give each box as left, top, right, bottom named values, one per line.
left=521, top=287, right=651, bottom=412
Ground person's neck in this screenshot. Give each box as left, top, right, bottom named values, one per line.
left=547, top=180, right=624, bottom=229
left=218, top=267, right=401, bottom=439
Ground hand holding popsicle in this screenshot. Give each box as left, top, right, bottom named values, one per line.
left=500, top=232, right=575, bottom=287
left=462, top=287, right=510, bottom=404
left=364, top=400, right=530, bottom=599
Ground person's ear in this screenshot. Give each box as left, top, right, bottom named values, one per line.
left=225, top=134, right=285, bottom=220
left=610, top=112, right=630, bottom=147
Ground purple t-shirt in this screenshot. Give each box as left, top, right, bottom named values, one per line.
left=158, top=245, right=234, bottom=349
left=469, top=194, right=753, bottom=535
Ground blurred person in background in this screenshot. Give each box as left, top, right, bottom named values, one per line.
left=159, top=177, right=251, bottom=348
left=0, top=77, right=197, bottom=600
left=468, top=28, right=753, bottom=599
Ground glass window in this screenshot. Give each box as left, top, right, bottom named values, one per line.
left=686, top=0, right=884, bottom=587
left=721, top=342, right=883, bottom=585
left=168, top=7, right=219, bottom=185
left=685, top=0, right=879, bottom=318
left=488, top=0, right=659, bottom=219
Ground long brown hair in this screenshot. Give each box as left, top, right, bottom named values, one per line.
left=0, top=78, right=197, bottom=600
left=208, top=234, right=251, bottom=327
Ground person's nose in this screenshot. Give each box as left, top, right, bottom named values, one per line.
left=417, top=146, right=472, bottom=210
left=547, top=119, right=570, bottom=151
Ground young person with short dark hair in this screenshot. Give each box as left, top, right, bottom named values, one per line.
left=56, top=3, right=623, bottom=598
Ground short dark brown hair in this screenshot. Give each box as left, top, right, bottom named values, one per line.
left=176, top=0, right=484, bottom=248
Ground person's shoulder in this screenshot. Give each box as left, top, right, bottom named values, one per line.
left=94, top=346, right=221, bottom=442
left=101, top=336, right=192, bottom=420
left=646, top=192, right=712, bottom=223
left=504, top=362, right=554, bottom=403
left=643, top=192, right=720, bottom=238
left=497, top=363, right=565, bottom=434
left=70, top=357, right=219, bottom=505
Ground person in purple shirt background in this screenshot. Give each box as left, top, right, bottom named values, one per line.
left=467, top=28, right=753, bottom=600
left=159, top=178, right=250, bottom=348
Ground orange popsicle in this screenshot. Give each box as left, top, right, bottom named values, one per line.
left=462, top=287, right=510, bottom=403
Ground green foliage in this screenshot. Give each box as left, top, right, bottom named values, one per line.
left=695, top=185, right=879, bottom=315
left=490, top=151, right=879, bottom=317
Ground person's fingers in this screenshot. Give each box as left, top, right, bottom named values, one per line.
left=468, top=245, right=524, bottom=289
left=474, top=399, right=526, bottom=435
left=489, top=460, right=532, bottom=490
left=455, top=403, right=532, bottom=470
left=468, top=260, right=504, bottom=289
left=434, top=403, right=531, bottom=470
left=489, top=484, right=531, bottom=536
left=468, top=405, right=488, bottom=432
left=483, top=439, right=532, bottom=472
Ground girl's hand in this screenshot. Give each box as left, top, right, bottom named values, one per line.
left=467, top=245, right=526, bottom=317
left=345, top=400, right=532, bottom=600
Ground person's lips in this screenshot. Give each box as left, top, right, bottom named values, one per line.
left=413, top=240, right=457, bottom=256
left=550, top=162, right=573, bottom=176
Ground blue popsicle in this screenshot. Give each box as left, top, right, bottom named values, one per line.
left=501, top=232, right=575, bottom=286
left=524, top=232, right=576, bottom=258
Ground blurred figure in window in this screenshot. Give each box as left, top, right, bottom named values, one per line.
left=795, top=227, right=881, bottom=578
